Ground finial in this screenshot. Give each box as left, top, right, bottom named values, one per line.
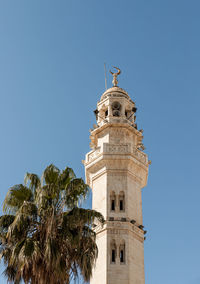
left=109, top=66, right=121, bottom=87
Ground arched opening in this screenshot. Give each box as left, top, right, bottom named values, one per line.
left=110, top=191, right=116, bottom=211
left=110, top=240, right=117, bottom=264
left=112, top=101, right=121, bottom=117
left=105, top=109, right=108, bottom=117
left=119, top=240, right=125, bottom=264
left=119, top=191, right=125, bottom=212
left=125, top=108, right=133, bottom=121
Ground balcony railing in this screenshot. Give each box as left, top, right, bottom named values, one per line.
left=86, top=143, right=148, bottom=165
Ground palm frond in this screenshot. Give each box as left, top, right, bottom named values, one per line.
left=66, top=207, right=104, bottom=227
left=24, top=173, right=41, bottom=192
left=3, top=185, right=33, bottom=214
left=42, top=164, right=60, bottom=185
left=0, top=215, right=15, bottom=230
left=6, top=201, right=37, bottom=241
left=65, top=178, right=89, bottom=208
left=59, top=166, right=75, bottom=189
left=3, top=265, right=21, bottom=284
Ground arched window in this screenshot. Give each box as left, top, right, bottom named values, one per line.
left=97, top=104, right=107, bottom=123
left=110, top=191, right=116, bottom=211
left=119, top=191, right=125, bottom=212
left=119, top=240, right=125, bottom=264
left=112, top=101, right=121, bottom=117
left=105, top=109, right=108, bottom=117
left=110, top=240, right=117, bottom=264
left=125, top=109, right=132, bottom=120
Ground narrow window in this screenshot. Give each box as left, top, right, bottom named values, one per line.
left=119, top=191, right=125, bottom=212
left=110, top=191, right=116, bottom=212
left=120, top=200, right=123, bottom=211
left=110, top=240, right=117, bottom=264
left=111, top=199, right=115, bottom=211
left=105, top=110, right=108, bottom=117
left=120, top=250, right=124, bottom=263
left=112, top=250, right=116, bottom=263
left=119, top=242, right=125, bottom=264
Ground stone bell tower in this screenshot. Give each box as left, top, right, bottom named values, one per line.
left=84, top=68, right=150, bottom=284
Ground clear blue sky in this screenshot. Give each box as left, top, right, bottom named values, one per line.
left=0, top=1, right=200, bottom=283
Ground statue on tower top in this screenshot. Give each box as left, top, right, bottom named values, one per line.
left=110, top=66, right=121, bottom=87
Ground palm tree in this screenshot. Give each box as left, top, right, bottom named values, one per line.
left=0, top=164, right=104, bottom=284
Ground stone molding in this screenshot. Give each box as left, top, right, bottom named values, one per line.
left=100, top=86, right=131, bottom=101
left=84, top=148, right=148, bottom=188
left=89, top=122, right=143, bottom=149
left=85, top=143, right=148, bottom=164
left=95, top=221, right=145, bottom=244
left=91, top=168, right=142, bottom=187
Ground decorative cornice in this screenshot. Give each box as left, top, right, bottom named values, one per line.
left=95, top=221, right=145, bottom=243
left=100, top=86, right=131, bottom=102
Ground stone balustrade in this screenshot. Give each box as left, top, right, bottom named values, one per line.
left=86, top=143, right=148, bottom=165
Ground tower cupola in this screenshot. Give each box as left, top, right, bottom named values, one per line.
left=96, top=85, right=137, bottom=128
left=91, top=68, right=145, bottom=152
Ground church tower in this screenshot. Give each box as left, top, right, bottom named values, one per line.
left=84, top=68, right=150, bottom=284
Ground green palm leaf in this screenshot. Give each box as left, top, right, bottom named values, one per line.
left=3, top=185, right=33, bottom=214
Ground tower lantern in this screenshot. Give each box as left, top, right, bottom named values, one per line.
left=83, top=68, right=149, bottom=284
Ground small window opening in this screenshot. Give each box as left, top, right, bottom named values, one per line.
left=113, top=110, right=120, bottom=117
left=119, top=242, right=125, bottom=264
left=110, top=192, right=116, bottom=212
left=119, top=192, right=125, bottom=212
left=112, top=250, right=116, bottom=263
left=125, top=111, right=128, bottom=117
left=112, top=101, right=121, bottom=117
left=111, top=200, right=115, bottom=211
left=120, top=250, right=124, bottom=263
left=120, top=200, right=123, bottom=211
left=111, top=240, right=117, bottom=264
left=105, top=110, right=108, bottom=117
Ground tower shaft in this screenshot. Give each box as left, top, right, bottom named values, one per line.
left=84, top=83, right=149, bottom=284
